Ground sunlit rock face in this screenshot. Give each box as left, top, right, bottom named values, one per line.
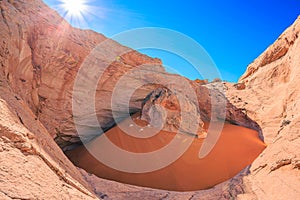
left=0, top=0, right=258, bottom=150
left=0, top=0, right=262, bottom=198
left=0, top=0, right=261, bottom=151
left=0, top=0, right=164, bottom=148
left=226, top=16, right=300, bottom=200
left=1, top=0, right=299, bottom=199
left=140, top=86, right=205, bottom=137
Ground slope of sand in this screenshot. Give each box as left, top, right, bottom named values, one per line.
left=67, top=117, right=266, bottom=191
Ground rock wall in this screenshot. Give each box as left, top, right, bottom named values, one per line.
left=0, top=68, right=97, bottom=199
left=0, top=0, right=257, bottom=199
left=2, top=0, right=298, bottom=199
left=0, top=0, right=164, bottom=148
left=226, top=16, right=300, bottom=200
left=0, top=0, right=257, bottom=149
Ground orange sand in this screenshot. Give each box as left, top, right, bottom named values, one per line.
left=67, top=117, right=266, bottom=191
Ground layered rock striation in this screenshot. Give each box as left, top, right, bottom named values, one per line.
left=227, top=16, right=300, bottom=200
left=0, top=0, right=299, bottom=199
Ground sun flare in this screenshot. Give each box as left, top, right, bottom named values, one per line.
left=58, top=0, right=92, bottom=27
left=61, top=0, right=87, bottom=17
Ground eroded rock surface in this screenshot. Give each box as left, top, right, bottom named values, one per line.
left=227, top=16, right=300, bottom=200
left=0, top=0, right=259, bottom=199
left=0, top=80, right=97, bottom=199
left=0, top=0, right=163, bottom=149
left=141, top=86, right=205, bottom=137
left=79, top=167, right=250, bottom=200
left=1, top=0, right=298, bottom=199
left=1, top=0, right=260, bottom=150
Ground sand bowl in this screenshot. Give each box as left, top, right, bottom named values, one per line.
left=67, top=117, right=266, bottom=191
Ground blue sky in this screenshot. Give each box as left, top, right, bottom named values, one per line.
left=43, top=0, right=300, bottom=82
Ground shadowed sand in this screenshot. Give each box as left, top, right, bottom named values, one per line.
left=67, top=117, right=266, bottom=191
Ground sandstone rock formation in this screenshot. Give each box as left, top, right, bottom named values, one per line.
left=0, top=0, right=299, bottom=199
left=0, top=0, right=256, bottom=198
left=226, top=16, right=300, bottom=200
left=79, top=167, right=250, bottom=200
left=0, top=0, right=257, bottom=149
left=0, top=64, right=97, bottom=199
left=140, top=86, right=205, bottom=137
left=0, top=0, right=164, bottom=149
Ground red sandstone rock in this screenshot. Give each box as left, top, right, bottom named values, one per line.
left=233, top=82, right=246, bottom=90
left=227, top=16, right=300, bottom=200
left=0, top=0, right=299, bottom=199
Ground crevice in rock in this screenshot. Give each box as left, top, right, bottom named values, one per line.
left=159, top=193, right=170, bottom=200
left=293, top=160, right=300, bottom=169
left=16, top=111, right=24, bottom=125
left=0, top=5, right=12, bottom=36
left=270, top=159, right=292, bottom=172
left=188, top=194, right=195, bottom=200
left=35, top=149, right=95, bottom=197
left=274, top=119, right=292, bottom=142
left=0, top=190, right=30, bottom=200
left=252, top=164, right=267, bottom=175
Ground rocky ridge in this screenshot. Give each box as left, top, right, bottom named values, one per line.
left=0, top=0, right=256, bottom=199
left=227, top=16, right=300, bottom=200
left=0, top=0, right=299, bottom=199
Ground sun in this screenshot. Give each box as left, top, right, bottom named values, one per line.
left=58, top=0, right=91, bottom=27
left=61, top=0, right=87, bottom=17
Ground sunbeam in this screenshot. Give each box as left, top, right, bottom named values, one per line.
left=58, top=0, right=91, bottom=27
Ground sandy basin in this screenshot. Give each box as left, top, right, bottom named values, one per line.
left=67, top=116, right=266, bottom=191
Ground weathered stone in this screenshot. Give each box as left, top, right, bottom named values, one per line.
left=227, top=16, right=300, bottom=200
left=0, top=0, right=299, bottom=199
left=141, top=87, right=205, bottom=137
